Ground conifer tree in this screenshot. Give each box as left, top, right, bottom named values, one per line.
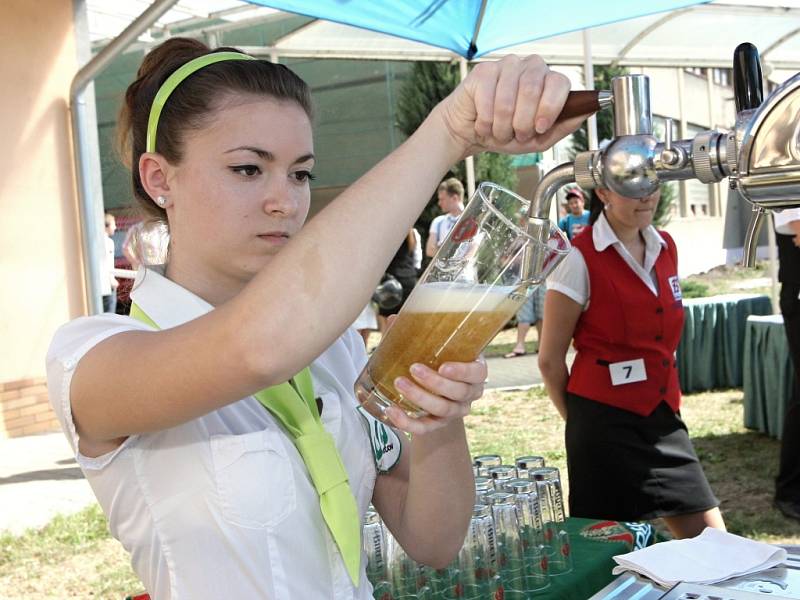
left=396, top=61, right=518, bottom=243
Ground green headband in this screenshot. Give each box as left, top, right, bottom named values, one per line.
left=145, top=51, right=256, bottom=153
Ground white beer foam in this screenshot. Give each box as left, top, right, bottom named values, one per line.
left=404, top=282, right=519, bottom=313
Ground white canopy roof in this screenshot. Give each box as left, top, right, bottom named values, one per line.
left=87, top=1, right=800, bottom=82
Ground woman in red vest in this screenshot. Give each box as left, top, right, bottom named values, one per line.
left=538, top=186, right=726, bottom=538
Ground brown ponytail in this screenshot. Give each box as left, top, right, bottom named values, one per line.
left=588, top=189, right=604, bottom=225
left=116, top=37, right=313, bottom=224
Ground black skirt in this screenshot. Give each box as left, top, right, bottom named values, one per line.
left=565, top=393, right=719, bottom=522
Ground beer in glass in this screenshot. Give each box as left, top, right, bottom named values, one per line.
left=355, top=182, right=570, bottom=418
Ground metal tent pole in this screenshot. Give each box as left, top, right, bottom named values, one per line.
left=582, top=29, right=598, bottom=150
left=459, top=57, right=476, bottom=197
left=69, top=0, right=179, bottom=314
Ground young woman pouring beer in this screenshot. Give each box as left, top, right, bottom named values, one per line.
left=538, top=187, right=726, bottom=539
left=46, top=38, right=583, bottom=598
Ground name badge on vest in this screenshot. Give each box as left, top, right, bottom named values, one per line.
left=668, top=275, right=682, bottom=301
left=609, top=359, right=647, bottom=386
left=357, top=407, right=402, bottom=473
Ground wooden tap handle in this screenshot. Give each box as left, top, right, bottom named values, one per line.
left=554, top=90, right=602, bottom=124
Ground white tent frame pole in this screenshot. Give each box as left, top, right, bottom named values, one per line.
left=70, top=0, right=180, bottom=314
left=582, top=29, right=598, bottom=150
left=460, top=57, right=476, bottom=197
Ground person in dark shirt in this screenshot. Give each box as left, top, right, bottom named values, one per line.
left=378, top=229, right=418, bottom=332
left=774, top=208, right=800, bottom=521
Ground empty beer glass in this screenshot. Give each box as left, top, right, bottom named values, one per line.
left=487, top=465, right=517, bottom=490
left=473, top=454, right=503, bottom=478
left=506, top=479, right=550, bottom=592
left=355, top=182, right=570, bottom=418
left=386, top=527, right=429, bottom=599
left=514, top=455, right=546, bottom=476
left=363, top=509, right=391, bottom=598
left=455, top=504, right=502, bottom=600
left=490, top=493, right=527, bottom=600
left=529, top=467, right=566, bottom=562
left=474, top=476, right=493, bottom=504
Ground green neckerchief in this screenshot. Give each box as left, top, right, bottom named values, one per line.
left=129, top=302, right=361, bottom=585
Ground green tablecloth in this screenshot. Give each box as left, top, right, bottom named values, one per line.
left=743, top=314, right=796, bottom=439
left=370, top=518, right=660, bottom=600
left=677, top=294, right=772, bottom=393
left=539, top=518, right=660, bottom=600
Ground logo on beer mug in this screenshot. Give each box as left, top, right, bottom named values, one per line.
left=451, top=217, right=479, bottom=242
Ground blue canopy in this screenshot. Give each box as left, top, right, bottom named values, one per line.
left=243, top=0, right=709, bottom=59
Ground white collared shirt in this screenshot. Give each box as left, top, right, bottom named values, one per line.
left=548, top=212, right=668, bottom=309
left=774, top=208, right=800, bottom=235
left=46, top=268, right=383, bottom=599
left=429, top=213, right=460, bottom=247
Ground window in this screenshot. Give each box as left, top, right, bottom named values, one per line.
left=711, top=68, right=732, bottom=87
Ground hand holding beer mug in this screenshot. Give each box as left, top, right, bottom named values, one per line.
left=355, top=182, right=570, bottom=421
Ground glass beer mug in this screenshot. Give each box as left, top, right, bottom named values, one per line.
left=355, top=182, right=570, bottom=418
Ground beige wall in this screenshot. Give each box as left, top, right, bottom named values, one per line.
left=664, top=217, right=727, bottom=278
left=0, top=1, right=83, bottom=383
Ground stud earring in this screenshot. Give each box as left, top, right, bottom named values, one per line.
left=155, top=195, right=167, bottom=207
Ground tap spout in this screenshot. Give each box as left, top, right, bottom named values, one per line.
left=530, top=162, right=576, bottom=220
left=521, top=162, right=577, bottom=284
left=742, top=205, right=766, bottom=268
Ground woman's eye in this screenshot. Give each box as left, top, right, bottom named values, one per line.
left=293, top=170, right=316, bottom=183
left=231, top=165, right=261, bottom=177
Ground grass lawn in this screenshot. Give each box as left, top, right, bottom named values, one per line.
left=468, top=387, right=800, bottom=545
left=681, top=261, right=774, bottom=298
left=2, top=387, right=797, bottom=598
left=481, top=326, right=539, bottom=358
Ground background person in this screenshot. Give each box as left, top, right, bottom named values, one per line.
left=411, top=227, right=423, bottom=275
left=122, top=219, right=169, bottom=270
left=774, top=208, right=800, bottom=521
left=101, top=213, right=118, bottom=314
left=353, top=301, right=378, bottom=348
left=538, top=187, right=726, bottom=539
left=558, top=187, right=590, bottom=240
left=378, top=229, right=418, bottom=332
left=504, top=284, right=545, bottom=358
left=45, top=38, right=581, bottom=598
left=426, top=178, right=465, bottom=258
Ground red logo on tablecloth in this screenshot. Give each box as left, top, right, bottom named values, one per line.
left=580, top=520, right=634, bottom=548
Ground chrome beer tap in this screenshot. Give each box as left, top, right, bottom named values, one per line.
left=531, top=43, right=800, bottom=267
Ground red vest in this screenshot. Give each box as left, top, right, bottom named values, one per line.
left=567, top=227, right=684, bottom=416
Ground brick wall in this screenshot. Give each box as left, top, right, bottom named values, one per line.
left=0, top=378, right=60, bottom=438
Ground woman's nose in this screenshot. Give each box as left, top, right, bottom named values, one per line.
left=262, top=180, right=296, bottom=216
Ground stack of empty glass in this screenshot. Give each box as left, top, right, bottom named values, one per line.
left=362, top=453, right=573, bottom=599
left=527, top=466, right=571, bottom=576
